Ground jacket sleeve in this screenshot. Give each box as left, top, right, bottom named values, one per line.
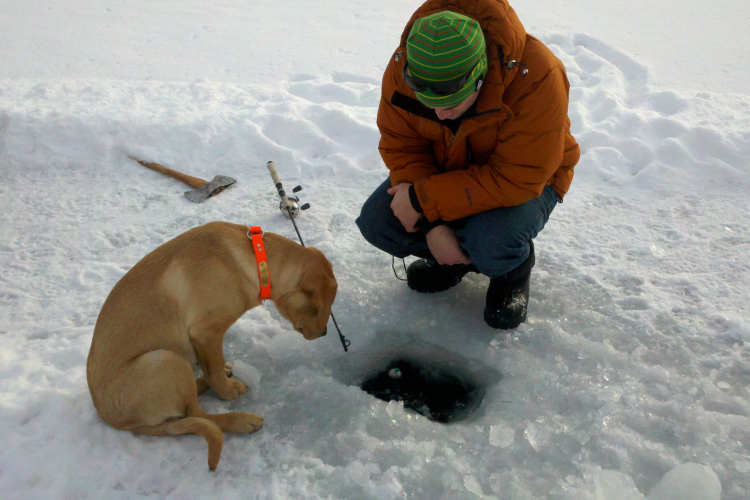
left=377, top=61, right=441, bottom=187
left=416, top=66, right=570, bottom=222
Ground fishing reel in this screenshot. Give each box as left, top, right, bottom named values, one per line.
left=279, top=185, right=311, bottom=219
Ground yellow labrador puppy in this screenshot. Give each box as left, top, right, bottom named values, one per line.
left=87, top=221, right=337, bottom=471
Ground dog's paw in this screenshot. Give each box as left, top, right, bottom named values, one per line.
left=214, top=411, right=263, bottom=433
left=219, top=378, right=248, bottom=400
left=230, top=378, right=248, bottom=395
left=234, top=412, right=263, bottom=434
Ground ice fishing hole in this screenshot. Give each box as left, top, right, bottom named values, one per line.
left=328, top=332, right=501, bottom=424
left=361, top=358, right=482, bottom=423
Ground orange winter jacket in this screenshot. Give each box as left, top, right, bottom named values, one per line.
left=378, top=0, right=580, bottom=223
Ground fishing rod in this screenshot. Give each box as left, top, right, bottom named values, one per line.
left=266, top=161, right=350, bottom=353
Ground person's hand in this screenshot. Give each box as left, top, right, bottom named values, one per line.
left=426, top=225, right=472, bottom=266
left=387, top=183, right=420, bottom=233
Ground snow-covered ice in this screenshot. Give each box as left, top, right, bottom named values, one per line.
left=645, top=463, right=722, bottom=500
left=1, top=0, right=749, bottom=499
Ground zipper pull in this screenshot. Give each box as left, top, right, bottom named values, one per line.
left=507, top=60, right=529, bottom=77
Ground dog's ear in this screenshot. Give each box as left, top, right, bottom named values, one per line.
left=300, top=275, right=328, bottom=311
left=296, top=248, right=337, bottom=315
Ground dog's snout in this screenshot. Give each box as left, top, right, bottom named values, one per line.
left=321, top=327, right=327, bottom=337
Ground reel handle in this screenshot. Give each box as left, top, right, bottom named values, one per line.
left=266, top=161, right=292, bottom=211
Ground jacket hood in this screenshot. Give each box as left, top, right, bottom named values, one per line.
left=400, top=0, right=527, bottom=91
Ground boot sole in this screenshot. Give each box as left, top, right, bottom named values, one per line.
left=407, top=267, right=478, bottom=294
left=484, top=309, right=527, bottom=330
left=407, top=276, right=462, bottom=293
left=484, top=316, right=524, bottom=330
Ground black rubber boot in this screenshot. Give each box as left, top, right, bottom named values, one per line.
left=406, top=260, right=479, bottom=293
left=484, top=241, right=535, bottom=330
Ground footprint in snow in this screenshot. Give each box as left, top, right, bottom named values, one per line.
left=286, top=73, right=380, bottom=107
left=328, top=213, right=348, bottom=234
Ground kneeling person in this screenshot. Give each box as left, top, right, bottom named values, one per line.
left=356, top=1, right=580, bottom=329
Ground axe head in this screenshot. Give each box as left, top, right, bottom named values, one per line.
left=184, top=175, right=236, bottom=203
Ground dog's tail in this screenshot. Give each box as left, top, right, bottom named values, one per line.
left=133, top=417, right=224, bottom=471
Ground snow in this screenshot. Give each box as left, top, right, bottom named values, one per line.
left=594, top=470, right=644, bottom=500
left=593, top=464, right=722, bottom=500
left=1, top=0, right=749, bottom=499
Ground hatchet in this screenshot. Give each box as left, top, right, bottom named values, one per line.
left=129, top=157, right=236, bottom=203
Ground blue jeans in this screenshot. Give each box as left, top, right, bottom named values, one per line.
left=356, top=178, right=561, bottom=279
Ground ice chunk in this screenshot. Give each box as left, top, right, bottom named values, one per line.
left=489, top=424, right=515, bottom=448
left=463, top=474, right=485, bottom=496
left=594, top=470, right=644, bottom=500
left=524, top=423, right=550, bottom=452
left=230, top=360, right=262, bottom=398
left=646, top=463, right=721, bottom=500
left=345, top=460, right=371, bottom=488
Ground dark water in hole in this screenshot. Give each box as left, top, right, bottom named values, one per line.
left=360, top=359, right=482, bottom=423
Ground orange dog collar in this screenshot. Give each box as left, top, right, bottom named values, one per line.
left=248, top=226, right=271, bottom=300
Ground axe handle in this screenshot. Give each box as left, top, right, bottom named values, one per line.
left=131, top=158, right=207, bottom=189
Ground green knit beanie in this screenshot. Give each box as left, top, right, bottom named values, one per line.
left=405, top=11, right=487, bottom=108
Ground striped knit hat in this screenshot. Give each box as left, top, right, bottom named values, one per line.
left=405, top=11, right=487, bottom=108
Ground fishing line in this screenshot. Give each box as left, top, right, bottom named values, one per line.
left=266, top=161, right=350, bottom=352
